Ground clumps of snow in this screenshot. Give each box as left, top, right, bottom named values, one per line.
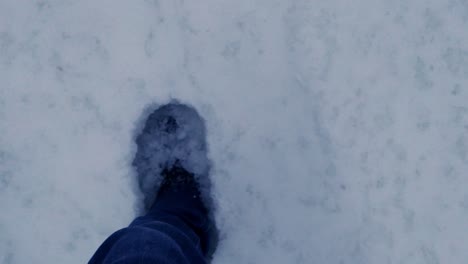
left=131, top=101, right=213, bottom=211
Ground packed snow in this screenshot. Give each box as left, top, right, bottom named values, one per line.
left=1, top=0, right=468, bottom=263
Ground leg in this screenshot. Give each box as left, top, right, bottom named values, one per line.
left=89, top=103, right=217, bottom=263
left=89, top=211, right=206, bottom=264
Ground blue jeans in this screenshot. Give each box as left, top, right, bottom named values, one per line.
left=89, top=184, right=214, bottom=264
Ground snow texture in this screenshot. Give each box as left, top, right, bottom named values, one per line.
left=1, top=0, right=468, bottom=263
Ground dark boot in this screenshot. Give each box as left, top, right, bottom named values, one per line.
left=133, top=102, right=218, bottom=260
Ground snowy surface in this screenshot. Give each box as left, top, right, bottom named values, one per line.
left=1, top=0, right=468, bottom=263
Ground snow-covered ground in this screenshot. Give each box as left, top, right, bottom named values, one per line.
left=1, top=0, right=468, bottom=263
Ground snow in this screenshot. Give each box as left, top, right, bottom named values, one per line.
left=1, top=0, right=468, bottom=263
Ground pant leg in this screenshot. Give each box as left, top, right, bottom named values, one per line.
left=89, top=211, right=207, bottom=264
